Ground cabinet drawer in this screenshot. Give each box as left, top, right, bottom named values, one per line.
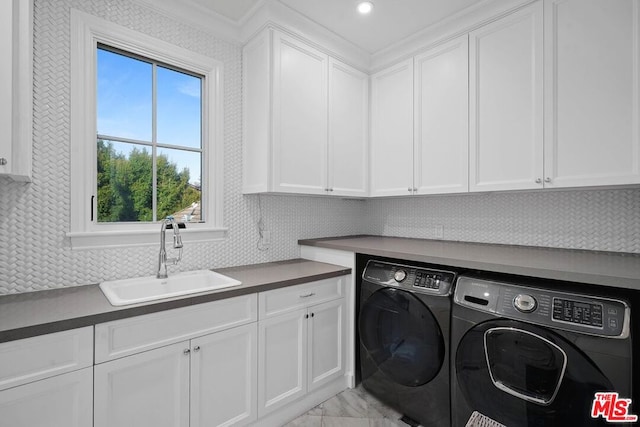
left=95, top=294, right=257, bottom=363
left=0, top=326, right=93, bottom=391
left=259, top=277, right=345, bottom=319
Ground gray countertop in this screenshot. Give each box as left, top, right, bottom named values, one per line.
left=0, top=259, right=351, bottom=343
left=299, top=235, right=640, bottom=290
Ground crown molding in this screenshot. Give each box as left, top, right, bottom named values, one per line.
left=133, top=0, right=242, bottom=45
left=132, top=0, right=537, bottom=74
left=240, top=0, right=371, bottom=72
left=370, top=0, right=535, bottom=72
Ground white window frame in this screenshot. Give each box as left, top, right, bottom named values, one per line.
left=69, top=9, right=226, bottom=249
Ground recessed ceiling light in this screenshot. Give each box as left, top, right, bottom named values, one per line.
left=357, top=1, right=374, bottom=15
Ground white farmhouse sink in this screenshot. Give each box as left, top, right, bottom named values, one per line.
left=100, top=270, right=242, bottom=306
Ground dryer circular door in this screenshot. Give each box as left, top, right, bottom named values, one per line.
left=455, top=319, right=616, bottom=426
left=359, top=287, right=445, bottom=387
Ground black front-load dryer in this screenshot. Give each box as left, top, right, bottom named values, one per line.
left=451, top=275, right=633, bottom=427
left=358, top=259, right=456, bottom=426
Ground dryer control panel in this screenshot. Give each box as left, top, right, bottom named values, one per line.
left=454, top=276, right=630, bottom=338
left=362, top=260, right=456, bottom=297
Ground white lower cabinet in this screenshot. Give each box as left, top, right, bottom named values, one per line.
left=95, top=323, right=258, bottom=427
left=95, top=341, right=190, bottom=427
left=0, top=367, right=93, bottom=427
left=0, top=326, right=94, bottom=427
left=307, top=299, right=345, bottom=392
left=258, top=309, right=307, bottom=414
left=258, top=282, right=346, bottom=417
left=191, top=323, right=258, bottom=427
left=94, top=295, right=258, bottom=427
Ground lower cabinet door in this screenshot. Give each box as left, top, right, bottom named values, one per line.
left=258, top=309, right=307, bottom=416
left=308, top=298, right=345, bottom=391
left=191, top=323, right=258, bottom=427
left=0, top=367, right=93, bottom=427
left=94, top=341, right=190, bottom=427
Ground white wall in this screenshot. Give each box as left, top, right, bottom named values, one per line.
left=365, top=189, right=640, bottom=253
left=0, top=0, right=639, bottom=295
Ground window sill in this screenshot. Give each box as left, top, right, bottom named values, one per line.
left=67, top=227, right=228, bottom=250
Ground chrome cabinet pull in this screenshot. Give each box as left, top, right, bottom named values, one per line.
left=183, top=348, right=191, bottom=355
left=299, top=292, right=315, bottom=298
left=0, top=158, right=7, bottom=166
left=535, top=178, right=542, bottom=184
left=544, top=177, right=551, bottom=183
left=193, top=346, right=201, bottom=352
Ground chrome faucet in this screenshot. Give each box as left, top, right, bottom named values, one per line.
left=157, top=216, right=184, bottom=279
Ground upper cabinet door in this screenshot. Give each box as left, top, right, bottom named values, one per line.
left=544, top=0, right=640, bottom=188
left=0, top=0, right=32, bottom=182
left=469, top=2, right=544, bottom=192
left=272, top=33, right=329, bottom=194
left=414, top=35, right=469, bottom=195
left=370, top=59, right=414, bottom=197
left=328, top=58, right=369, bottom=197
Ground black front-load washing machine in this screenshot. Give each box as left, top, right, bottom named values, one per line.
left=451, top=275, right=633, bottom=427
left=358, top=258, right=457, bottom=426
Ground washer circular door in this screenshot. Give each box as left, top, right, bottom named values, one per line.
left=455, top=319, right=615, bottom=426
left=359, top=287, right=444, bottom=387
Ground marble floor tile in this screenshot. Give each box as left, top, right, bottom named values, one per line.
left=285, top=386, right=411, bottom=427
left=321, top=416, right=370, bottom=427
left=283, top=414, right=322, bottom=427
left=322, top=389, right=369, bottom=418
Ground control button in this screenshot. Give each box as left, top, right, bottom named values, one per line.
left=394, top=270, right=407, bottom=282
left=608, top=308, right=618, bottom=315
left=514, top=294, right=537, bottom=313
left=609, top=318, right=618, bottom=329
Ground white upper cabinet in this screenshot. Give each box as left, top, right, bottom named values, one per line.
left=0, top=0, right=32, bottom=182
left=243, top=28, right=368, bottom=196
left=469, top=1, right=544, bottom=192
left=543, top=0, right=640, bottom=188
left=272, top=33, right=328, bottom=194
left=370, top=59, right=414, bottom=197
left=414, top=35, right=469, bottom=195
left=328, top=58, right=369, bottom=196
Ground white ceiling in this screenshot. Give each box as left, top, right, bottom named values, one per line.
left=194, top=0, right=482, bottom=53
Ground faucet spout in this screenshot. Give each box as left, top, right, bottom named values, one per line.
left=157, top=216, right=184, bottom=279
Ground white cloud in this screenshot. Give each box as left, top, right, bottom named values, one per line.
left=177, top=79, right=201, bottom=98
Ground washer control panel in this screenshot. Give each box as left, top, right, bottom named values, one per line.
left=454, top=276, right=629, bottom=338
left=552, top=298, right=603, bottom=328
left=363, top=260, right=456, bottom=296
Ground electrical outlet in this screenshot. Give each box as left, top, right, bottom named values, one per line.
left=261, top=230, right=271, bottom=247
left=434, top=225, right=444, bottom=239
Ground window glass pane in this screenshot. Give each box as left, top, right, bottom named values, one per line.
left=156, top=147, right=202, bottom=223
left=97, top=48, right=152, bottom=141
left=157, top=66, right=202, bottom=148
left=97, top=140, right=153, bottom=222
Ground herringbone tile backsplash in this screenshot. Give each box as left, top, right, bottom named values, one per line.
left=0, top=0, right=639, bottom=294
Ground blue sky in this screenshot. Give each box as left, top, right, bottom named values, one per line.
left=97, top=47, right=202, bottom=185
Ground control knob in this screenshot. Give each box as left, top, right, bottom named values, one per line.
left=513, top=294, right=537, bottom=313
left=393, top=270, right=407, bottom=282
